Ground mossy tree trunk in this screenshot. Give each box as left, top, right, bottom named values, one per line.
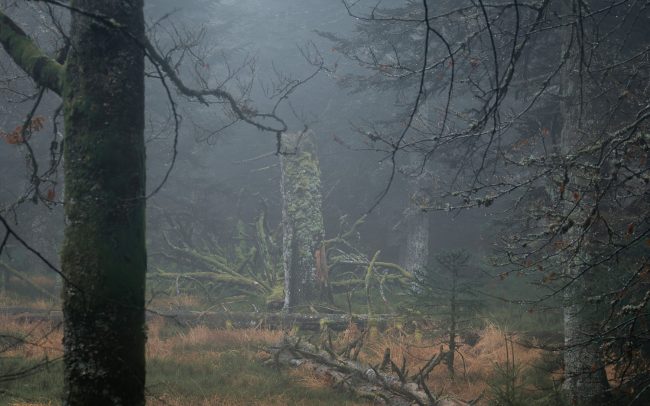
left=1, top=2, right=147, bottom=404
left=279, top=131, right=326, bottom=312
left=61, top=1, right=146, bottom=404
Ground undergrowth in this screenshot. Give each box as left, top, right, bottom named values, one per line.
left=0, top=307, right=569, bottom=405
left=0, top=316, right=368, bottom=406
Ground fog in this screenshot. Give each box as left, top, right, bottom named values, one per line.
left=1, top=1, right=648, bottom=405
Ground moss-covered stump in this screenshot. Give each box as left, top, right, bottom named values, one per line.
left=279, top=130, right=327, bottom=311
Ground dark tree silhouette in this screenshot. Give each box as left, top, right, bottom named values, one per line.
left=2, top=1, right=147, bottom=403
left=325, top=1, right=649, bottom=403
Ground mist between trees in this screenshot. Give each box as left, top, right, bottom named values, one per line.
left=0, top=1, right=648, bottom=405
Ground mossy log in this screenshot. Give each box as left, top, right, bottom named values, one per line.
left=0, top=262, right=57, bottom=299
left=2, top=308, right=408, bottom=332
left=151, top=270, right=265, bottom=291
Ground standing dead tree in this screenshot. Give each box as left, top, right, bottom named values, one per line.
left=279, top=129, right=327, bottom=311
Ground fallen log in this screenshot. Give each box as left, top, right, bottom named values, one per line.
left=267, top=335, right=473, bottom=406
left=159, top=311, right=405, bottom=331
left=0, top=262, right=57, bottom=300
left=0, top=308, right=408, bottom=332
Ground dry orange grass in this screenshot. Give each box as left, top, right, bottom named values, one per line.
left=0, top=315, right=63, bottom=359
left=177, top=324, right=282, bottom=348
left=147, top=393, right=360, bottom=406
left=0, top=293, right=59, bottom=310
left=145, top=316, right=175, bottom=359
left=338, top=323, right=545, bottom=403
left=28, top=299, right=59, bottom=310
left=27, top=275, right=57, bottom=291
left=290, top=365, right=336, bottom=390
left=1, top=314, right=549, bottom=405
left=0, top=314, right=282, bottom=362
left=146, top=316, right=283, bottom=361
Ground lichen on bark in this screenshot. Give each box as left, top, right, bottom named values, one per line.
left=402, top=157, right=431, bottom=277
left=279, top=131, right=326, bottom=311
left=557, top=2, right=610, bottom=402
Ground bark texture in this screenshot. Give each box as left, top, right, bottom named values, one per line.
left=403, top=165, right=430, bottom=276
left=559, top=2, right=609, bottom=402
left=61, top=1, right=147, bottom=404
left=403, top=209, right=429, bottom=276
left=280, top=131, right=325, bottom=311
left=562, top=276, right=610, bottom=405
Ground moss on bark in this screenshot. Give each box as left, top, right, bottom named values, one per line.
left=0, top=4, right=148, bottom=404
left=60, top=1, right=147, bottom=405
left=0, top=11, right=63, bottom=95
left=280, top=131, right=326, bottom=311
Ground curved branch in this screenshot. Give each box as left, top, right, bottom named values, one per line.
left=142, top=37, right=288, bottom=134
left=0, top=11, right=63, bottom=95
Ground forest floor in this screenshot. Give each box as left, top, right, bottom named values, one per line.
left=1, top=313, right=370, bottom=405
left=0, top=308, right=565, bottom=406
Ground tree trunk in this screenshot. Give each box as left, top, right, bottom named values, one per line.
left=60, top=1, right=147, bottom=404
left=280, top=131, right=326, bottom=311
left=0, top=264, right=6, bottom=297
left=562, top=277, right=610, bottom=405
left=402, top=163, right=430, bottom=276
left=558, top=2, right=609, bottom=402
left=448, top=269, right=457, bottom=379
left=403, top=210, right=429, bottom=276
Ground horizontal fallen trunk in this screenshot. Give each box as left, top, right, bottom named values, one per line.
left=267, top=336, right=471, bottom=406
left=0, top=262, right=57, bottom=300
left=0, top=308, right=408, bottom=332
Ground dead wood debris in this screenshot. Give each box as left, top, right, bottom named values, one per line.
left=266, top=334, right=476, bottom=406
